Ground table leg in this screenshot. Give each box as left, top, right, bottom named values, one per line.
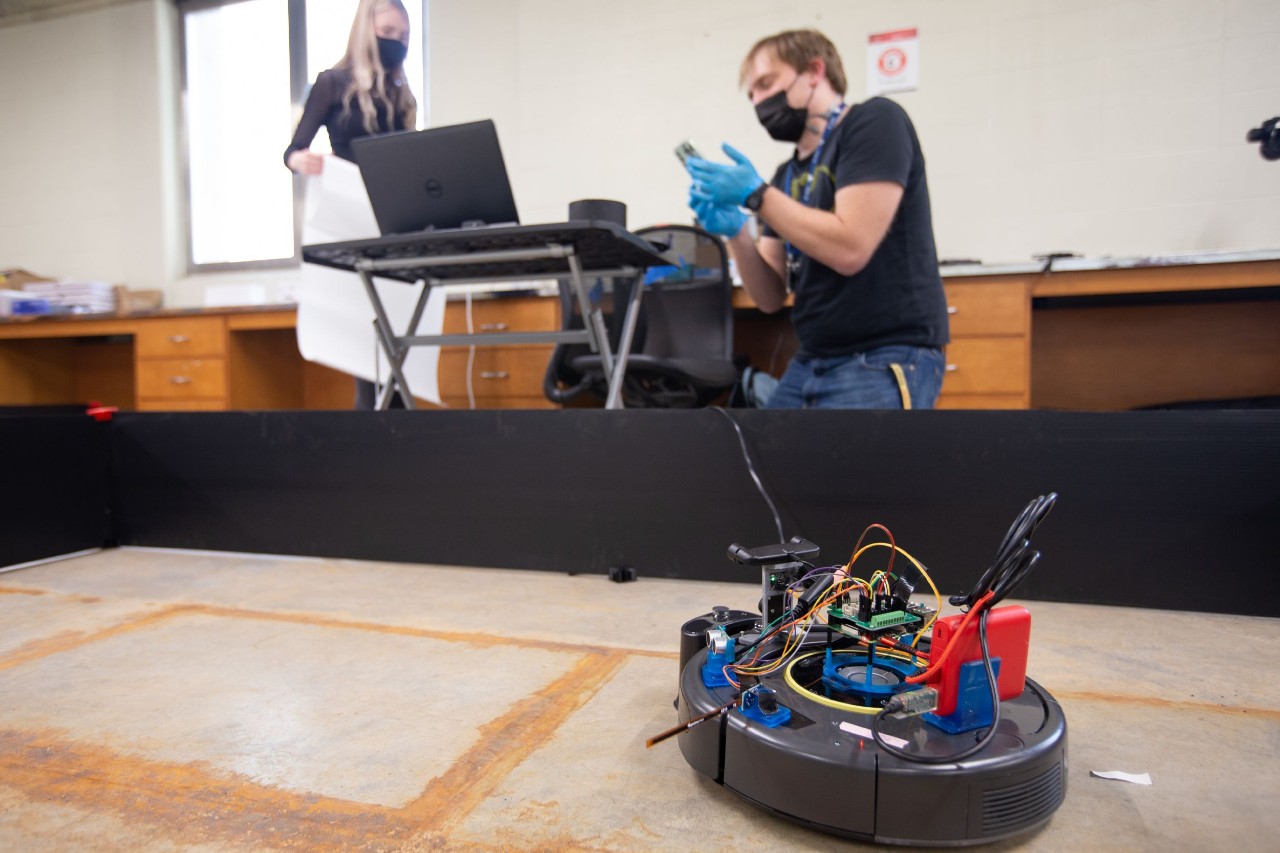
left=606, top=273, right=645, bottom=410
left=567, top=253, right=621, bottom=409
left=357, top=269, right=418, bottom=410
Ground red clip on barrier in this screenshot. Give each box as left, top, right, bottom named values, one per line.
left=85, top=403, right=117, bottom=422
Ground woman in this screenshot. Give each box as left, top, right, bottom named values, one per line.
left=285, top=0, right=416, bottom=408
left=285, top=0, right=416, bottom=175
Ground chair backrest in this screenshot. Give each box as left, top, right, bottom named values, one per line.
left=543, top=224, right=734, bottom=405
left=630, top=224, right=733, bottom=362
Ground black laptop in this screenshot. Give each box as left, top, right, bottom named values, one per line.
left=351, top=119, right=520, bottom=235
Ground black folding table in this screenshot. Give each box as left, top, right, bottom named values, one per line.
left=303, top=221, right=667, bottom=409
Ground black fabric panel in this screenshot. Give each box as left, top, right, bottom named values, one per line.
left=0, top=413, right=111, bottom=568
left=107, top=410, right=1280, bottom=616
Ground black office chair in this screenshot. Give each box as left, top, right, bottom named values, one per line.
left=543, top=224, right=738, bottom=408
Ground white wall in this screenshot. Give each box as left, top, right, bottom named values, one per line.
left=430, top=0, right=1280, bottom=263
left=1, top=0, right=1277, bottom=308
left=0, top=0, right=184, bottom=291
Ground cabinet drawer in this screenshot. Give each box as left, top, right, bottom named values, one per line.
left=442, top=296, right=558, bottom=335
left=438, top=346, right=552, bottom=399
left=935, top=393, right=1027, bottom=410
left=943, top=282, right=1029, bottom=338
left=135, top=317, right=226, bottom=358
left=940, top=338, right=1028, bottom=395
left=136, top=358, right=228, bottom=399
left=136, top=398, right=228, bottom=412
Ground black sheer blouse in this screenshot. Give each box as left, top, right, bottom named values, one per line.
left=283, top=67, right=409, bottom=165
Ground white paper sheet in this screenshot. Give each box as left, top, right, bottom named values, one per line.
left=296, top=155, right=445, bottom=406
left=1090, top=770, right=1153, bottom=785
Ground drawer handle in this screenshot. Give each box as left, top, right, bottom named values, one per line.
left=946, top=306, right=958, bottom=315
left=945, top=364, right=958, bottom=373
left=479, top=370, right=509, bottom=380
left=170, top=375, right=192, bottom=385
left=479, top=322, right=509, bottom=332
left=170, top=334, right=191, bottom=343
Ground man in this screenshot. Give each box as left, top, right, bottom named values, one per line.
left=687, top=29, right=949, bottom=409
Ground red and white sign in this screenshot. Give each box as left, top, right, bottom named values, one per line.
left=867, top=27, right=919, bottom=95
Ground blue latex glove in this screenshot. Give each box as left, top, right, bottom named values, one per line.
left=688, top=187, right=746, bottom=238
left=685, top=143, right=765, bottom=207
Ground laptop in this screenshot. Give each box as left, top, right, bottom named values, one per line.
left=351, top=119, right=520, bottom=235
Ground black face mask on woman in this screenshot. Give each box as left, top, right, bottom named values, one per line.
left=754, top=74, right=814, bottom=142
left=377, top=37, right=408, bottom=70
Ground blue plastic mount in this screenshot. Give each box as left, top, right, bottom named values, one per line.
left=701, top=634, right=737, bottom=687
left=923, top=657, right=1003, bottom=734
left=737, top=687, right=792, bottom=728
left=820, top=646, right=919, bottom=701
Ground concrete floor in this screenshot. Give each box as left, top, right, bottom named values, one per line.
left=0, top=547, right=1276, bottom=852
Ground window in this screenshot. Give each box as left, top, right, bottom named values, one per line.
left=180, top=0, right=427, bottom=270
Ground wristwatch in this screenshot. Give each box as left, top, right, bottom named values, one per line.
left=743, top=182, right=768, bottom=212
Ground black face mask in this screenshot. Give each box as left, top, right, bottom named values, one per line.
left=377, top=37, right=408, bottom=70
left=754, top=75, right=812, bottom=142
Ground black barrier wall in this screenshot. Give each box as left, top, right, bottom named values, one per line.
left=0, top=411, right=111, bottom=569
left=106, top=409, right=1280, bottom=617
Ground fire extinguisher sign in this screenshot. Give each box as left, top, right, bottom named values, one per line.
left=867, top=28, right=919, bottom=96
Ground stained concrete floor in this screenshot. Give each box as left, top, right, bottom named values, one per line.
left=0, top=547, right=1276, bottom=852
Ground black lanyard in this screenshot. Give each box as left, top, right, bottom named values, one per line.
left=783, top=102, right=846, bottom=280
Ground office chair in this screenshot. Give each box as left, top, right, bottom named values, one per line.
left=543, top=224, right=738, bottom=408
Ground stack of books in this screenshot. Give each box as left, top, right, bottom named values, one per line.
left=21, top=280, right=116, bottom=314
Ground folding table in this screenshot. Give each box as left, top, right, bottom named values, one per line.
left=303, top=221, right=666, bottom=409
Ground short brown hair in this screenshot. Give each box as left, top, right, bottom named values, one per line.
left=740, top=29, right=847, bottom=95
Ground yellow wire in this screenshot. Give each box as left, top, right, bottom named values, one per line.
left=731, top=542, right=943, bottom=684
left=732, top=631, right=794, bottom=677
left=781, top=650, right=934, bottom=715
left=844, top=541, right=942, bottom=647
left=736, top=623, right=806, bottom=677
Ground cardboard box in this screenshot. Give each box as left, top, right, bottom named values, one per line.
left=114, top=286, right=164, bottom=314
left=0, top=268, right=54, bottom=289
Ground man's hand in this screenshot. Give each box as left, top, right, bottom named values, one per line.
left=686, top=143, right=764, bottom=207
left=688, top=189, right=746, bottom=238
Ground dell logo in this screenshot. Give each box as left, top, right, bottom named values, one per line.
left=424, top=179, right=444, bottom=199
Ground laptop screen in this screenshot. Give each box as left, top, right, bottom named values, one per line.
left=352, top=119, right=520, bottom=235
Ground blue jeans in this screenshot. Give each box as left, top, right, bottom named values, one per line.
left=764, top=345, right=945, bottom=410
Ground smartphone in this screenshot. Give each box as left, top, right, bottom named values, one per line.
left=674, top=139, right=703, bottom=166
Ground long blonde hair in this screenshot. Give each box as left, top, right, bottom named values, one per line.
left=337, top=0, right=417, bottom=133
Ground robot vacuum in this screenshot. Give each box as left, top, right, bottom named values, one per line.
left=659, top=495, right=1067, bottom=846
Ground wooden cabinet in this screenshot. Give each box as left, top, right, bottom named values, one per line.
left=0, top=308, right=351, bottom=412
left=0, top=301, right=566, bottom=412
left=436, top=295, right=559, bottom=409
left=4, top=258, right=1276, bottom=412
left=935, top=278, right=1032, bottom=409
left=731, top=278, right=1035, bottom=409
left=134, top=317, right=228, bottom=410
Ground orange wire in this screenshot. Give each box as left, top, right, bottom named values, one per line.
left=904, top=590, right=995, bottom=684
left=727, top=575, right=861, bottom=683
left=726, top=559, right=936, bottom=686
left=878, top=635, right=928, bottom=667
left=848, top=523, right=897, bottom=578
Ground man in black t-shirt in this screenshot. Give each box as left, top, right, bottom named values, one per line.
left=687, top=29, right=949, bottom=409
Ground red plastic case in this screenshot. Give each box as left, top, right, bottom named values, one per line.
left=928, top=605, right=1030, bottom=716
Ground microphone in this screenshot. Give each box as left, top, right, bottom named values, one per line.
left=1246, top=117, right=1280, bottom=161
